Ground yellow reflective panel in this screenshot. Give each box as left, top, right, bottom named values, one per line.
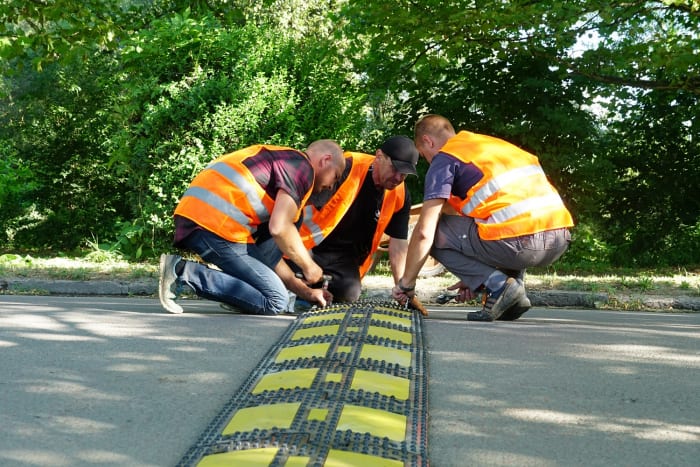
left=351, top=370, right=409, bottom=400
left=346, top=326, right=360, bottom=333
left=292, top=325, right=340, bottom=340
left=303, top=312, right=347, bottom=323
left=335, top=345, right=352, bottom=354
left=360, top=344, right=412, bottom=367
left=222, top=403, right=300, bottom=435
left=307, top=408, right=328, bottom=422
left=275, top=343, right=331, bottom=363
left=325, top=449, right=403, bottom=467
left=336, top=405, right=407, bottom=441
left=325, top=372, right=343, bottom=383
left=197, top=447, right=278, bottom=466
left=284, top=456, right=310, bottom=467
left=370, top=313, right=411, bottom=327
left=375, top=306, right=412, bottom=317
left=252, top=368, right=318, bottom=394
left=367, top=325, right=412, bottom=344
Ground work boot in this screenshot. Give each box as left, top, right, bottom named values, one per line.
left=467, top=277, right=526, bottom=322
left=159, top=254, right=183, bottom=314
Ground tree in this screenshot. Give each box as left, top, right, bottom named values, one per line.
left=599, top=88, right=700, bottom=266
left=337, top=0, right=699, bottom=266
left=1, top=1, right=369, bottom=256
left=104, top=9, right=367, bottom=256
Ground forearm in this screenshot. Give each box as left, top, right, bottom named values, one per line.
left=269, top=190, right=321, bottom=282
left=272, top=227, right=315, bottom=271
left=274, top=260, right=315, bottom=302
left=388, top=237, right=408, bottom=284
left=400, top=232, right=433, bottom=288
left=399, top=199, right=444, bottom=288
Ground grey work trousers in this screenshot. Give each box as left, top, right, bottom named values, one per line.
left=430, top=215, right=571, bottom=292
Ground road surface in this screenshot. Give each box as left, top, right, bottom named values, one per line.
left=1, top=296, right=698, bottom=466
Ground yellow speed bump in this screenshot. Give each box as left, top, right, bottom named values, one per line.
left=178, top=300, right=428, bottom=467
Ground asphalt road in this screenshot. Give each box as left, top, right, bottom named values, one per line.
left=1, top=296, right=698, bottom=466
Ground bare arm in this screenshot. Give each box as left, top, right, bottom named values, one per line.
left=387, top=236, right=408, bottom=285
left=397, top=198, right=445, bottom=291
left=269, top=189, right=323, bottom=284
left=274, top=260, right=332, bottom=306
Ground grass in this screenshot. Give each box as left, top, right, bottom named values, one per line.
left=2, top=252, right=699, bottom=299
left=0, top=253, right=157, bottom=281
left=369, top=257, right=700, bottom=297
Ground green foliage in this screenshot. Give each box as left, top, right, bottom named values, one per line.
left=1, top=0, right=699, bottom=268
left=0, top=53, right=131, bottom=251
left=599, top=88, right=700, bottom=266
left=101, top=10, right=367, bottom=256
left=557, top=223, right=612, bottom=269
left=337, top=0, right=699, bottom=267
left=0, top=143, right=37, bottom=245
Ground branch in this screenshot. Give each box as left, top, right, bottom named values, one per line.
left=569, top=68, right=700, bottom=95
left=664, top=1, right=700, bottom=17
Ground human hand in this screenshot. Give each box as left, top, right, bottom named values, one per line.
left=446, top=280, right=475, bottom=303
left=308, top=287, right=332, bottom=307
left=300, top=263, right=323, bottom=285
left=321, top=288, right=333, bottom=305
left=391, top=284, right=415, bottom=307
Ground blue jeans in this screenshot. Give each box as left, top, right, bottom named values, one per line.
left=178, top=229, right=288, bottom=315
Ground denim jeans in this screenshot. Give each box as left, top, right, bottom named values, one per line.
left=178, top=228, right=288, bottom=315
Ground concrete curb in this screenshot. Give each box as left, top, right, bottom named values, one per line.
left=2, top=278, right=157, bottom=297
left=2, top=278, right=699, bottom=312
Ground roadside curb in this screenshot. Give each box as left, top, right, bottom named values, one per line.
left=2, top=278, right=699, bottom=312
left=1, top=278, right=157, bottom=297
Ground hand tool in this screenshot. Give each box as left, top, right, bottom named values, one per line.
left=295, top=272, right=332, bottom=290
left=400, top=292, right=428, bottom=316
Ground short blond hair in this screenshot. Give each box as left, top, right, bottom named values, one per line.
left=414, top=114, right=455, bottom=141
left=307, top=139, right=344, bottom=165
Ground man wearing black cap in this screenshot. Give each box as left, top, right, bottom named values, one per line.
left=296, top=135, right=419, bottom=302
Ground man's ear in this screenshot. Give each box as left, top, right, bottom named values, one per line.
left=321, top=153, right=332, bottom=168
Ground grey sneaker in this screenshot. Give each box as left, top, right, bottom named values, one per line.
left=467, top=277, right=526, bottom=322
left=498, top=294, right=531, bottom=321
left=159, top=254, right=183, bottom=314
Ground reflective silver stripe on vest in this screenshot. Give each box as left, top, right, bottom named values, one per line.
left=475, top=194, right=563, bottom=224
left=301, top=205, right=325, bottom=246
left=181, top=162, right=272, bottom=232
left=462, top=164, right=544, bottom=216
left=208, top=162, right=271, bottom=219
left=181, top=187, right=254, bottom=233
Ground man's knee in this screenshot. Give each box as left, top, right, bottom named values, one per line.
left=330, top=277, right=362, bottom=302
left=260, top=291, right=288, bottom=315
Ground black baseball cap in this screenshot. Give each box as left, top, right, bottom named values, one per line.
left=380, top=135, right=419, bottom=175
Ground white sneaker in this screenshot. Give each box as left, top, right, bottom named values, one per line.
left=159, top=254, right=183, bottom=314
left=285, top=291, right=297, bottom=314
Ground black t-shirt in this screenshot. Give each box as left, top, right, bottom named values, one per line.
left=313, top=166, right=411, bottom=262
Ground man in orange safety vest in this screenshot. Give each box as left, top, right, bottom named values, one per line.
left=393, top=115, right=573, bottom=321
left=158, top=140, right=345, bottom=315
left=296, top=136, right=419, bottom=303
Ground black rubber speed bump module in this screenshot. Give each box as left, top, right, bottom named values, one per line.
left=177, top=300, right=428, bottom=466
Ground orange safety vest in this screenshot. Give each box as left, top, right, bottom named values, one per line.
left=300, top=152, right=406, bottom=277
left=175, top=145, right=313, bottom=243
left=440, top=131, right=574, bottom=240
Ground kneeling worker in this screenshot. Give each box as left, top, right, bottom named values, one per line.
left=298, top=136, right=419, bottom=302
left=158, top=140, right=345, bottom=315
left=393, top=115, right=573, bottom=321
